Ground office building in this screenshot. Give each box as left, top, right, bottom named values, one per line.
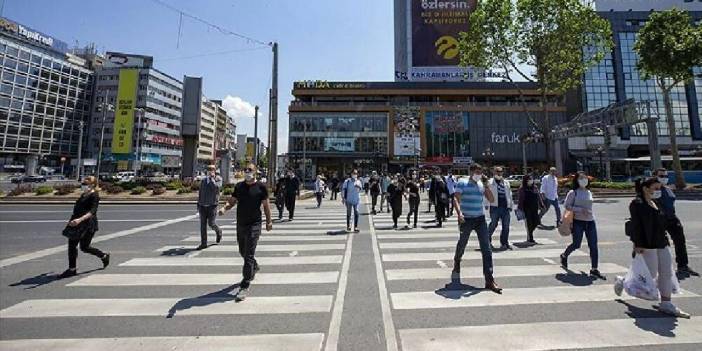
left=0, top=17, right=93, bottom=175
left=197, top=98, right=217, bottom=163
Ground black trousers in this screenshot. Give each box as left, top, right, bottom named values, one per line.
left=435, top=201, right=447, bottom=225
left=392, top=204, right=402, bottom=227
left=237, top=222, right=261, bottom=289
left=275, top=195, right=285, bottom=219
left=198, top=205, right=221, bottom=246
left=68, top=230, right=104, bottom=269
left=665, top=216, right=689, bottom=268
left=316, top=192, right=323, bottom=207
left=446, top=194, right=455, bottom=216
left=331, top=190, right=339, bottom=200
left=371, top=192, right=379, bottom=211
left=407, top=197, right=420, bottom=226
left=284, top=194, right=296, bottom=219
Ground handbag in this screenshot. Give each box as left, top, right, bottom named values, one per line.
left=558, top=210, right=574, bottom=236
left=515, top=209, right=525, bottom=221
left=62, top=223, right=85, bottom=240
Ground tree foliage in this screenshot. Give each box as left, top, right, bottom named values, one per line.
left=459, top=0, right=613, bottom=162
left=634, top=8, right=702, bottom=188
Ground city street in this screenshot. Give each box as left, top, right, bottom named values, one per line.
left=1, top=194, right=701, bottom=350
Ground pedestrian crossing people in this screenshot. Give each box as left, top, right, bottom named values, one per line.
left=446, top=171, right=456, bottom=217
left=405, top=173, right=420, bottom=228
left=314, top=175, right=325, bottom=208
left=380, top=173, right=391, bottom=213
left=487, top=166, right=513, bottom=250
left=518, top=174, right=543, bottom=246
left=196, top=164, right=223, bottom=250
left=58, top=176, right=110, bottom=279
left=452, top=163, right=502, bottom=294
left=218, top=163, right=272, bottom=301
left=283, top=170, right=300, bottom=221
left=275, top=173, right=285, bottom=220
left=387, top=174, right=405, bottom=229
left=341, top=169, right=362, bottom=233
left=433, top=175, right=449, bottom=227
left=370, top=171, right=381, bottom=214
left=539, top=167, right=562, bottom=227
left=560, top=172, right=602, bottom=278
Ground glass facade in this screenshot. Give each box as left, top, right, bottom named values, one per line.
left=695, top=67, right=702, bottom=129
left=619, top=32, right=692, bottom=137
left=424, top=111, right=470, bottom=158
left=0, top=36, right=92, bottom=159
left=583, top=48, right=617, bottom=111
left=290, top=114, right=387, bottom=133
left=289, top=113, right=388, bottom=154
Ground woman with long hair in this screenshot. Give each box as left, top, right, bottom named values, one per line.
left=560, top=172, right=602, bottom=278
left=58, top=176, right=110, bottom=278
left=517, top=174, right=543, bottom=245
left=615, top=177, right=690, bottom=318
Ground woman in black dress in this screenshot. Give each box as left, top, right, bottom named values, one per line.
left=517, top=174, right=544, bottom=246
left=405, top=174, right=421, bottom=228
left=387, top=175, right=406, bottom=229
left=58, top=176, right=109, bottom=278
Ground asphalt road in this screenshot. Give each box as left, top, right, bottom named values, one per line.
left=0, top=194, right=701, bottom=350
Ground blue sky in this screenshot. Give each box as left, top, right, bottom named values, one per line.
left=3, top=0, right=396, bottom=153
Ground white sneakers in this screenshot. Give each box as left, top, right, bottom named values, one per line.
left=658, top=301, right=691, bottom=319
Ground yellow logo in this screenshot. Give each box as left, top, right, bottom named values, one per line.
left=435, top=35, right=459, bottom=60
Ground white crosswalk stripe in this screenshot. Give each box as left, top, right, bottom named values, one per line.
left=367, top=193, right=701, bottom=351
left=0, top=199, right=352, bottom=350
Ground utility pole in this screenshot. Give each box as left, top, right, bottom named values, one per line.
left=268, top=42, right=278, bottom=189
left=302, top=119, right=307, bottom=183
left=133, top=108, right=144, bottom=175
left=267, top=88, right=273, bottom=182
left=254, top=105, right=259, bottom=167
left=96, top=90, right=110, bottom=179
left=77, top=120, right=84, bottom=180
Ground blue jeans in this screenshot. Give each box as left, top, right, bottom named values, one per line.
left=454, top=216, right=494, bottom=280
left=346, top=202, right=359, bottom=228
left=488, top=206, right=511, bottom=246
left=563, top=219, right=599, bottom=269
left=541, top=198, right=562, bottom=224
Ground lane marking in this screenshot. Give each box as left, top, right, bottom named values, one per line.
left=180, top=235, right=346, bottom=242
left=542, top=258, right=557, bottom=265
left=399, top=317, right=702, bottom=351
left=0, top=334, right=325, bottom=351
left=120, top=256, right=343, bottom=266
left=66, top=272, right=340, bottom=286
left=366, top=196, right=399, bottom=351
left=379, top=239, right=556, bottom=249
left=0, top=214, right=198, bottom=268
left=155, top=243, right=345, bottom=252
left=385, top=263, right=627, bottom=281
left=382, top=249, right=585, bottom=262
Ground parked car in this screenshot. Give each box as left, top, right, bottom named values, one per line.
left=11, top=175, right=46, bottom=183
left=115, top=171, right=136, bottom=182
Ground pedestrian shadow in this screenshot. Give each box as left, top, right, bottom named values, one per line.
left=538, top=225, right=556, bottom=231
left=376, top=226, right=397, bottom=231
left=512, top=242, right=539, bottom=249
left=434, top=275, right=483, bottom=300
left=166, top=283, right=240, bottom=318
left=326, top=230, right=349, bottom=236
left=10, top=268, right=102, bottom=289
left=676, top=270, right=700, bottom=281
left=555, top=271, right=596, bottom=286
left=160, top=247, right=198, bottom=256
left=615, top=299, right=679, bottom=337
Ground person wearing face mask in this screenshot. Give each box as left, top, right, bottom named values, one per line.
left=517, top=174, right=544, bottom=246
left=282, top=169, right=300, bottom=221
left=341, top=170, right=363, bottom=232
left=445, top=171, right=456, bottom=217
left=58, top=176, right=109, bottom=279
left=452, top=163, right=502, bottom=293
left=539, top=167, right=562, bottom=227
left=654, top=168, right=696, bottom=275
left=314, top=175, right=325, bottom=208
left=387, top=175, right=405, bottom=229
left=405, top=173, right=420, bottom=228
left=369, top=171, right=381, bottom=215
left=196, top=164, right=224, bottom=250
left=433, top=174, right=450, bottom=227
left=615, top=177, right=690, bottom=318
left=559, top=172, right=602, bottom=278
left=427, top=171, right=437, bottom=213
left=274, top=173, right=286, bottom=220
left=218, top=163, right=272, bottom=301
left=487, top=166, right=514, bottom=250
left=380, top=173, right=391, bottom=213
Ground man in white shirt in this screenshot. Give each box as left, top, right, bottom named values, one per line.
left=539, top=167, right=561, bottom=227
left=445, top=171, right=456, bottom=217
left=342, top=170, right=363, bottom=233
left=487, top=166, right=514, bottom=250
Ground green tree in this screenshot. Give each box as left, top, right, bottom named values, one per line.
left=634, top=8, right=702, bottom=189
left=459, top=0, right=612, bottom=163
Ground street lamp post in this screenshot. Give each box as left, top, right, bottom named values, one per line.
left=596, top=146, right=604, bottom=179
left=96, top=91, right=114, bottom=179
left=133, top=108, right=145, bottom=175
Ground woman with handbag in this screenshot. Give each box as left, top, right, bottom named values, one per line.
left=559, top=172, right=602, bottom=278
left=517, top=175, right=542, bottom=246
left=58, top=176, right=110, bottom=279
left=615, top=177, right=690, bottom=318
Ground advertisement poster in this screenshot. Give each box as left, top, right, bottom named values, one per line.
left=324, top=138, right=355, bottom=152
left=410, top=0, right=476, bottom=67
left=111, top=69, right=138, bottom=154
left=393, top=107, right=421, bottom=156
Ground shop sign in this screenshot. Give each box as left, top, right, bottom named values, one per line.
left=491, top=132, right=521, bottom=144
left=453, top=156, right=473, bottom=165
left=426, top=156, right=453, bottom=164
left=294, top=80, right=367, bottom=89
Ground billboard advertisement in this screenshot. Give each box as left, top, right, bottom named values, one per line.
left=111, top=69, right=138, bottom=154
left=393, top=106, right=421, bottom=156
left=104, top=52, right=153, bottom=68
left=324, top=138, right=355, bottom=152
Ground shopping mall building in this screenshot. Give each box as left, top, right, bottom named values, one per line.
left=288, top=81, right=573, bottom=178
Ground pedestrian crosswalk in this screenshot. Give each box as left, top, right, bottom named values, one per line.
left=368, top=195, right=702, bottom=350
left=0, top=199, right=353, bottom=351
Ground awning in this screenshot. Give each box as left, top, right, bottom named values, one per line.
left=611, top=156, right=702, bottom=162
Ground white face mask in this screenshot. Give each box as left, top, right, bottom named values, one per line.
left=651, top=190, right=662, bottom=199
left=244, top=172, right=254, bottom=181
left=578, top=178, right=588, bottom=188
left=351, top=174, right=357, bottom=179
left=527, top=180, right=534, bottom=186
left=81, top=185, right=90, bottom=192
left=472, top=174, right=482, bottom=183
left=658, top=176, right=669, bottom=185
left=494, top=175, right=502, bottom=180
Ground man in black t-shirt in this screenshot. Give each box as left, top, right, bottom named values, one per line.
left=219, top=163, right=272, bottom=301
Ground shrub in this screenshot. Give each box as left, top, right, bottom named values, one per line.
left=119, top=181, right=137, bottom=191
left=131, top=186, right=146, bottom=195
left=189, top=181, right=201, bottom=191
left=165, top=180, right=182, bottom=190
left=589, top=181, right=634, bottom=190
left=8, top=184, right=32, bottom=196
left=55, top=184, right=77, bottom=195
left=35, top=185, right=54, bottom=195
left=104, top=184, right=124, bottom=194
left=222, top=187, right=235, bottom=196
left=177, top=187, right=192, bottom=194
left=145, top=183, right=162, bottom=190
left=152, top=186, right=166, bottom=195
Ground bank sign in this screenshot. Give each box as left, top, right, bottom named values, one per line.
left=0, top=17, right=68, bottom=53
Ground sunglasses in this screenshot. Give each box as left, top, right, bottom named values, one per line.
left=245, top=168, right=255, bottom=172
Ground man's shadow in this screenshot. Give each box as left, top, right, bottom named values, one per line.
left=166, top=283, right=240, bottom=318
left=615, top=299, right=679, bottom=337
left=434, top=275, right=483, bottom=300
left=555, top=271, right=597, bottom=286
left=10, top=268, right=103, bottom=289
left=161, top=247, right=199, bottom=256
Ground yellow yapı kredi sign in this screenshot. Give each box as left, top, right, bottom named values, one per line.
left=111, top=69, right=138, bottom=154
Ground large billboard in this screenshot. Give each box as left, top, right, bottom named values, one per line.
left=395, top=0, right=483, bottom=81
left=111, top=69, right=138, bottom=154
left=393, top=106, right=421, bottom=156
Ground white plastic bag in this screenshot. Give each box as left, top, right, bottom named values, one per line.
left=623, top=254, right=660, bottom=301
